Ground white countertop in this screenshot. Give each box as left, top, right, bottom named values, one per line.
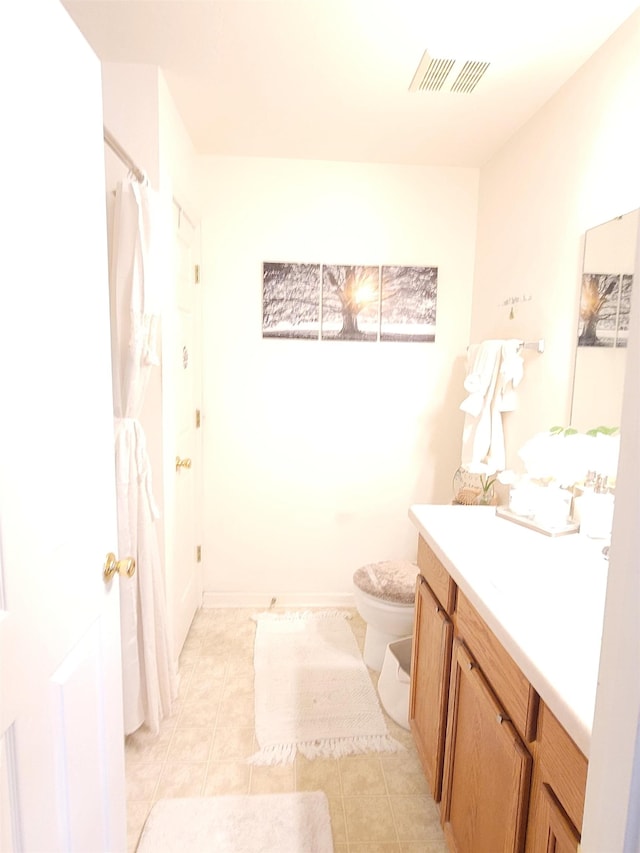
left=409, top=503, right=609, bottom=757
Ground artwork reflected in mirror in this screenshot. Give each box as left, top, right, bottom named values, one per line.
left=578, top=273, right=632, bottom=347
left=571, top=209, right=638, bottom=431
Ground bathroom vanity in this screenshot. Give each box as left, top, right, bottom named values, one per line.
left=408, top=504, right=608, bottom=853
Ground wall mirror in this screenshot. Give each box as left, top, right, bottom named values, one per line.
left=570, top=208, right=638, bottom=431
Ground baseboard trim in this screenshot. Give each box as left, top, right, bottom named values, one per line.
left=202, top=591, right=356, bottom=609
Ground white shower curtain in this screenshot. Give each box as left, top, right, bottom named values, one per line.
left=111, top=177, right=177, bottom=735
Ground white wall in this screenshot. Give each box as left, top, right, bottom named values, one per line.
left=199, top=158, right=478, bottom=600
left=102, top=64, right=161, bottom=186
left=471, top=10, right=640, bottom=468
left=158, top=74, right=201, bottom=222
left=471, top=10, right=640, bottom=850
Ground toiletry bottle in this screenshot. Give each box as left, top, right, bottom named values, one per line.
left=573, top=471, right=595, bottom=527
left=581, top=473, right=614, bottom=539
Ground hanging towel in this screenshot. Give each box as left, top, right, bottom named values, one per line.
left=496, top=339, right=524, bottom=412
left=460, top=340, right=504, bottom=417
left=460, top=339, right=525, bottom=471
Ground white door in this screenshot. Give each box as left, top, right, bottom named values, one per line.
left=0, top=3, right=126, bottom=851
left=170, top=210, right=203, bottom=658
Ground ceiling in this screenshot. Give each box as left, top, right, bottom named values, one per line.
left=62, top=0, right=640, bottom=167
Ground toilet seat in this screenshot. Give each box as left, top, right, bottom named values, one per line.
left=352, top=560, right=418, bottom=671
left=353, top=560, right=417, bottom=605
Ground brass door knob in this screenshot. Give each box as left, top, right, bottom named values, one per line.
left=104, top=553, right=136, bottom=582
left=176, top=456, right=192, bottom=471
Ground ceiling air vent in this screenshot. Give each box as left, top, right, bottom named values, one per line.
left=450, top=60, right=490, bottom=93
left=408, top=51, right=455, bottom=92
left=409, top=52, right=490, bottom=94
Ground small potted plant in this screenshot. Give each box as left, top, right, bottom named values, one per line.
left=453, top=463, right=513, bottom=506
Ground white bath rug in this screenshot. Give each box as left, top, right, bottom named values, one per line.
left=250, top=610, right=403, bottom=765
left=136, top=791, right=333, bottom=853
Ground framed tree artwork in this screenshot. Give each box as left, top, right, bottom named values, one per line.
left=380, top=265, right=437, bottom=342
left=262, top=261, right=438, bottom=342
left=321, top=265, right=379, bottom=341
left=262, top=262, right=320, bottom=339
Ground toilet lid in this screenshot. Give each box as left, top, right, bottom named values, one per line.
left=353, top=560, right=418, bottom=605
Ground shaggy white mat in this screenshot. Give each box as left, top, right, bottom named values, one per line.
left=250, top=610, right=402, bottom=765
left=137, top=792, right=333, bottom=852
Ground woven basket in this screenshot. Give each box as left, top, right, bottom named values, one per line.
left=454, top=486, right=482, bottom=506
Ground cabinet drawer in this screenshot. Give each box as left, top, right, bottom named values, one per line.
left=537, top=702, right=587, bottom=833
left=455, top=591, right=539, bottom=743
left=417, top=536, right=456, bottom=614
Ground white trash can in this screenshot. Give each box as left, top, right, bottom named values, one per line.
left=377, top=636, right=412, bottom=730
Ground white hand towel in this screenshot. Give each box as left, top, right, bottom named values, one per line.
left=460, top=341, right=504, bottom=467
left=496, top=339, right=524, bottom=412
left=460, top=341, right=504, bottom=417
left=462, top=340, right=503, bottom=394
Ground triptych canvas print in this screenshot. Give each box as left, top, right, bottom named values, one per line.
left=262, top=262, right=438, bottom=342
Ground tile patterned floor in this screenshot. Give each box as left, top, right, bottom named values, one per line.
left=125, top=608, right=448, bottom=852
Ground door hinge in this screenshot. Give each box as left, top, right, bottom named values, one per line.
left=194, top=264, right=200, bottom=284
left=196, top=545, right=202, bottom=563
left=195, top=408, right=201, bottom=428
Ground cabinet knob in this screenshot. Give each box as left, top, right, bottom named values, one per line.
left=496, top=713, right=510, bottom=725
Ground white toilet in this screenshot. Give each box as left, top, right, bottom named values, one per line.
left=352, top=560, right=418, bottom=671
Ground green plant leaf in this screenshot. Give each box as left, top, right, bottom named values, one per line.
left=586, top=425, right=619, bottom=436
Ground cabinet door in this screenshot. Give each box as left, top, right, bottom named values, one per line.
left=529, top=783, right=581, bottom=853
left=409, top=575, right=453, bottom=801
left=441, top=640, right=532, bottom=853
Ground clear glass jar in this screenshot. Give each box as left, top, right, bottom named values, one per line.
left=452, top=467, right=482, bottom=505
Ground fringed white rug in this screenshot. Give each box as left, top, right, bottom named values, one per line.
left=137, top=792, right=333, bottom=853
left=250, top=610, right=403, bottom=765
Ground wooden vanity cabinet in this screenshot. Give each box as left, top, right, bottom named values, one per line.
left=525, top=702, right=587, bottom=853
left=409, top=535, right=588, bottom=853
left=441, top=639, right=532, bottom=853
left=529, top=785, right=581, bottom=853
left=409, top=575, right=453, bottom=801
left=416, top=535, right=456, bottom=615
left=454, top=590, right=539, bottom=744
left=410, top=536, right=457, bottom=801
